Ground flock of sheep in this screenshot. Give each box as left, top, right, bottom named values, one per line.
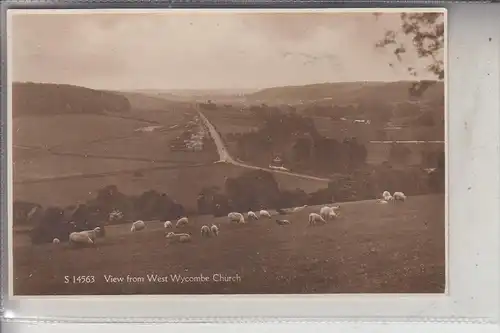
left=51, top=191, right=406, bottom=247
left=378, top=191, right=407, bottom=204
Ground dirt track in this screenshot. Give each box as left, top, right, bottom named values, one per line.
left=13, top=194, right=445, bottom=295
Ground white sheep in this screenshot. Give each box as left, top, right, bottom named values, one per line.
left=308, top=213, right=326, bottom=226
left=210, top=224, right=219, bottom=236
left=247, top=211, right=259, bottom=220
left=320, top=206, right=337, bottom=221
left=275, top=219, right=291, bottom=225
left=228, top=212, right=245, bottom=224
left=164, top=221, right=173, bottom=228
left=382, top=191, right=394, bottom=201
left=131, top=220, right=146, bottom=232
left=166, top=232, right=192, bottom=243
left=178, top=234, right=192, bottom=243
left=80, top=226, right=102, bottom=242
left=176, top=217, right=189, bottom=227
left=52, top=238, right=60, bottom=244
left=201, top=225, right=211, bottom=237
left=393, top=191, right=407, bottom=202
left=68, top=231, right=94, bottom=246
left=259, top=210, right=271, bottom=218
left=377, top=199, right=389, bottom=204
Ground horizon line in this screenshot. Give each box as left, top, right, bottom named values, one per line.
left=12, top=79, right=444, bottom=93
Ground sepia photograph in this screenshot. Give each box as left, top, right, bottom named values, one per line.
left=8, top=8, right=446, bottom=296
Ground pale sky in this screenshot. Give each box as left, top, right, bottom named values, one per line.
left=9, top=10, right=445, bottom=91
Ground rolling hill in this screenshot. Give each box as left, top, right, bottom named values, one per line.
left=12, top=82, right=132, bottom=117
left=245, top=80, right=444, bottom=104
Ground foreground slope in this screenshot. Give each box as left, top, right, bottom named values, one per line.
left=13, top=194, right=445, bottom=295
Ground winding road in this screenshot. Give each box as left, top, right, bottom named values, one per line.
left=196, top=109, right=331, bottom=183
left=15, top=109, right=331, bottom=185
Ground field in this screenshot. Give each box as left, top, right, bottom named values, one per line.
left=12, top=93, right=225, bottom=206
left=14, top=163, right=328, bottom=212
left=12, top=89, right=331, bottom=212
left=13, top=154, right=174, bottom=182
left=13, top=114, right=152, bottom=149
left=200, top=106, right=260, bottom=137
left=13, top=194, right=445, bottom=295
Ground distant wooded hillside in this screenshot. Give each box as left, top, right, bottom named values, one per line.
left=246, top=81, right=444, bottom=104
left=12, top=82, right=131, bottom=117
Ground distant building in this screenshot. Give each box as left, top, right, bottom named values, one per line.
left=270, top=156, right=284, bottom=167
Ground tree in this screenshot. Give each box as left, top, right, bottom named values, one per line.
left=375, top=12, right=445, bottom=96
left=224, top=170, right=281, bottom=212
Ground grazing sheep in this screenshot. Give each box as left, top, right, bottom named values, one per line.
left=210, top=224, right=219, bottom=236
left=81, top=227, right=102, bottom=242
left=178, top=234, right=192, bottom=243
left=247, top=211, right=259, bottom=220
left=382, top=191, right=394, bottom=201
left=164, top=221, right=173, bottom=228
left=201, top=225, right=211, bottom=237
left=308, top=213, right=326, bottom=226
left=275, top=219, right=291, bottom=225
left=259, top=210, right=271, bottom=218
left=176, top=217, right=189, bottom=227
left=228, top=212, right=245, bottom=224
left=52, top=238, right=60, bottom=244
left=68, top=231, right=94, bottom=246
left=166, top=232, right=192, bottom=243
left=292, top=205, right=307, bottom=213
left=320, top=206, right=337, bottom=221
left=131, top=220, right=146, bottom=232
left=393, top=191, right=407, bottom=202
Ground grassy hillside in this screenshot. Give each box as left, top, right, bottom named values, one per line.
left=12, top=82, right=131, bottom=117
left=14, top=163, right=328, bottom=212
left=13, top=114, right=153, bottom=149
left=13, top=194, right=445, bottom=295
left=246, top=80, right=444, bottom=104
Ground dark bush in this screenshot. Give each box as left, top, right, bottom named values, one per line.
left=132, top=190, right=185, bottom=221
left=31, top=207, right=76, bottom=244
